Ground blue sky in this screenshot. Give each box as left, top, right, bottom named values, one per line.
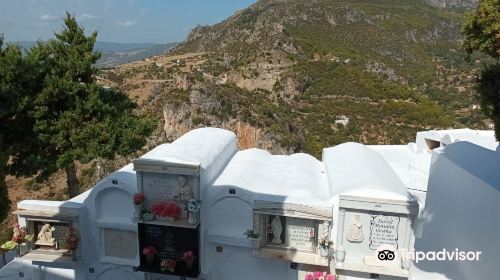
left=0, top=0, right=256, bottom=43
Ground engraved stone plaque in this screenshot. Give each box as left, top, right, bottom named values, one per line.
left=285, top=217, right=316, bottom=251
left=142, top=172, right=197, bottom=206
left=369, top=213, right=400, bottom=250
left=104, top=229, right=138, bottom=259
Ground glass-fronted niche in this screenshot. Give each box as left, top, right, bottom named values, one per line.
left=12, top=209, right=80, bottom=263
left=137, top=223, right=200, bottom=278
left=253, top=201, right=332, bottom=266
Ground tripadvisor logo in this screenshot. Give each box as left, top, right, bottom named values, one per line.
left=373, top=245, right=482, bottom=265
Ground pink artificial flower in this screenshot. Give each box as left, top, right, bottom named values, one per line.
left=325, top=274, right=336, bottom=280
left=181, top=250, right=195, bottom=260
left=313, top=271, right=323, bottom=279
left=305, top=274, right=313, bottom=280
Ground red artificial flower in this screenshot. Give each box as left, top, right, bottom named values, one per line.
left=151, top=201, right=181, bottom=218
left=142, top=246, right=158, bottom=256
left=134, top=193, right=146, bottom=205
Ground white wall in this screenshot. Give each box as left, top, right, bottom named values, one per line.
left=412, top=142, right=500, bottom=280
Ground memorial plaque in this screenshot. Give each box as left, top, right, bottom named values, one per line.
left=103, top=229, right=137, bottom=259
left=369, top=213, right=400, bottom=250
left=265, top=215, right=317, bottom=251
left=142, top=173, right=197, bottom=205
left=285, top=217, right=316, bottom=251
left=138, top=223, right=200, bottom=277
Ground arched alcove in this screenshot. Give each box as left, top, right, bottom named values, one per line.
left=207, top=196, right=253, bottom=239
left=95, top=187, right=133, bottom=223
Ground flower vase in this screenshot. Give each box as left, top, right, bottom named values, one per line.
left=319, top=247, right=328, bottom=257
left=187, top=211, right=198, bottom=225
left=16, top=245, right=21, bottom=257
left=71, top=250, right=77, bottom=261
left=134, top=204, right=143, bottom=220
left=184, top=257, right=195, bottom=269
left=251, top=238, right=260, bottom=255
left=146, top=254, right=155, bottom=264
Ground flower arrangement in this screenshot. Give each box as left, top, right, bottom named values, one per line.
left=133, top=193, right=146, bottom=205
left=304, top=271, right=336, bottom=280
left=151, top=201, right=181, bottom=220
left=143, top=246, right=158, bottom=263
left=12, top=224, right=32, bottom=244
left=66, top=227, right=79, bottom=250
left=184, top=199, right=203, bottom=212
left=181, top=250, right=196, bottom=269
left=1, top=224, right=34, bottom=257
left=319, top=236, right=333, bottom=249
left=160, top=258, right=176, bottom=272
left=243, top=229, right=260, bottom=239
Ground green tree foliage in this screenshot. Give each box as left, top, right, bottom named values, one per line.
left=5, top=14, right=155, bottom=198
left=477, top=64, right=500, bottom=139
left=462, top=0, right=500, bottom=59
left=0, top=37, right=38, bottom=221
left=462, top=0, right=500, bottom=140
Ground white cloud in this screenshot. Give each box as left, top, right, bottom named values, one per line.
left=115, top=20, right=136, bottom=27
left=40, top=14, right=58, bottom=21
left=78, top=14, right=96, bottom=21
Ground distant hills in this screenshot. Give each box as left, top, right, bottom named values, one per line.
left=10, top=40, right=177, bottom=68
left=96, top=42, right=177, bottom=68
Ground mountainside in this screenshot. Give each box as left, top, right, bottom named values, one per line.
left=101, top=0, right=493, bottom=158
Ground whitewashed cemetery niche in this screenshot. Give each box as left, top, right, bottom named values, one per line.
left=335, top=195, right=419, bottom=278
left=253, top=201, right=332, bottom=266
left=12, top=208, right=80, bottom=263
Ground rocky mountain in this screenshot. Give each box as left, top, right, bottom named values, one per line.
left=101, top=0, right=493, bottom=158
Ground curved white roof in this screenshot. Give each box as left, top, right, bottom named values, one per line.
left=212, top=148, right=329, bottom=205
left=141, top=127, right=237, bottom=169
left=323, top=142, right=412, bottom=201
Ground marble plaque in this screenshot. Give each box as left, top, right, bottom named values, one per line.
left=103, top=229, right=138, bottom=259
left=142, top=173, right=196, bottom=204
left=369, top=213, right=400, bottom=250
left=285, top=217, right=316, bottom=251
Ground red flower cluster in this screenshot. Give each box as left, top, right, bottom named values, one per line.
left=133, top=193, right=146, bottom=205
left=181, top=250, right=195, bottom=261
left=11, top=224, right=28, bottom=244
left=143, top=246, right=158, bottom=256
left=305, top=272, right=335, bottom=280
left=151, top=202, right=181, bottom=219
